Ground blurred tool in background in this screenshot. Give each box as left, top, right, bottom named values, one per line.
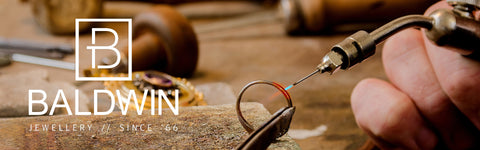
left=99, top=5, right=198, bottom=78
left=27, top=0, right=438, bottom=35
left=282, top=0, right=438, bottom=35
left=0, top=52, right=75, bottom=70
left=27, top=0, right=275, bottom=35
left=0, top=37, right=73, bottom=59
left=193, top=0, right=439, bottom=34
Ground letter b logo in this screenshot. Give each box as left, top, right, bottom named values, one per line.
left=87, top=28, right=121, bottom=69
left=75, top=19, right=132, bottom=81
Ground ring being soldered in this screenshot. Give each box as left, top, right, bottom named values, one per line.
left=236, top=80, right=292, bottom=133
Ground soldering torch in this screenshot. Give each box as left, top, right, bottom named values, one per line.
left=292, top=0, right=480, bottom=86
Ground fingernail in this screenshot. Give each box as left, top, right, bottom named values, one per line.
left=416, top=127, right=437, bottom=150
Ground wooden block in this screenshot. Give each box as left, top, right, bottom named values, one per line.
left=0, top=102, right=300, bottom=149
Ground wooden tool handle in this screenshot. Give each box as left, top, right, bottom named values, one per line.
left=117, top=5, right=198, bottom=77
left=286, top=0, right=438, bottom=34
left=122, top=31, right=167, bottom=71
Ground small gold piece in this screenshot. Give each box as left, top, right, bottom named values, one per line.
left=103, top=71, right=205, bottom=110
left=83, top=68, right=111, bottom=78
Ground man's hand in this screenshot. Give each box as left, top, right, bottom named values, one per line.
left=351, top=1, right=480, bottom=149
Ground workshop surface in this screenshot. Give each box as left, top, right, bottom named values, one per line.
left=0, top=103, right=299, bottom=149
left=0, top=0, right=388, bottom=149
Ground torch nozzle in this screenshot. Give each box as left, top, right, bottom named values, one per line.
left=292, top=69, right=321, bottom=86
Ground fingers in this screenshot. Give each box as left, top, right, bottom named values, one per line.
left=351, top=1, right=480, bottom=149
left=382, top=28, right=479, bottom=148
left=423, top=1, right=480, bottom=130
left=351, top=78, right=437, bottom=150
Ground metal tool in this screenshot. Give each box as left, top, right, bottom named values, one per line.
left=236, top=107, right=295, bottom=150
left=0, top=37, right=73, bottom=54
left=0, top=53, right=74, bottom=70
left=291, top=0, right=480, bottom=86
left=0, top=37, right=73, bottom=59
left=236, top=80, right=295, bottom=150
left=0, top=48, right=65, bottom=59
